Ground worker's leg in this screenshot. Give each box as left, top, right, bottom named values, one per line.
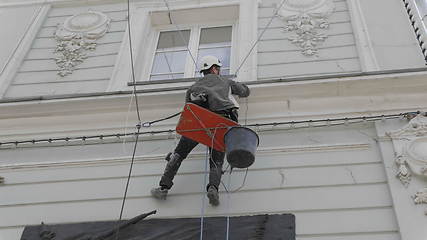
left=159, top=136, right=199, bottom=189
left=206, top=148, right=225, bottom=206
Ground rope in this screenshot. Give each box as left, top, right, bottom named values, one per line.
left=1, top=111, right=421, bottom=147
left=126, top=0, right=141, bottom=123
left=115, top=125, right=141, bottom=239
left=226, top=172, right=232, bottom=240
left=115, top=0, right=144, bottom=239
left=142, top=111, right=181, bottom=127
left=199, top=147, right=209, bottom=240
left=162, top=0, right=199, bottom=71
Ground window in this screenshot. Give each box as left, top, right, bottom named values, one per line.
left=106, top=2, right=258, bottom=91
left=150, top=25, right=233, bottom=81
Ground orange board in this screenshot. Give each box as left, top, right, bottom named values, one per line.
left=176, top=103, right=239, bottom=152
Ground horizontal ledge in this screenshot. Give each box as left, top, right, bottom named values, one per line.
left=2, top=67, right=427, bottom=104
left=257, top=20, right=351, bottom=29
left=296, top=230, right=399, bottom=238
left=257, top=57, right=359, bottom=66
left=0, top=182, right=389, bottom=208
left=127, top=75, right=237, bottom=86
left=32, top=41, right=123, bottom=50
left=259, top=44, right=357, bottom=53
left=18, top=65, right=115, bottom=73
left=24, top=52, right=119, bottom=61
left=0, top=206, right=393, bottom=230
left=11, top=78, right=110, bottom=86
left=260, top=32, right=354, bottom=41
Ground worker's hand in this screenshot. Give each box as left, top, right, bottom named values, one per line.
left=190, top=92, right=207, bottom=103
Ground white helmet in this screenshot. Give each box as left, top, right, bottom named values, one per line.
left=199, top=55, right=222, bottom=72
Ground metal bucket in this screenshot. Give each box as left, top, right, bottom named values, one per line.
left=224, top=126, right=259, bottom=168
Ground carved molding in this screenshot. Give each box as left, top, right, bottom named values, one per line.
left=0, top=176, right=4, bottom=184
left=388, top=114, right=427, bottom=213
left=413, top=188, right=427, bottom=215
left=277, top=0, right=335, bottom=56
left=54, top=11, right=110, bottom=77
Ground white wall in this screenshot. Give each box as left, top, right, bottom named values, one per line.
left=357, top=0, right=426, bottom=70
left=0, top=123, right=400, bottom=240
left=0, top=5, right=40, bottom=78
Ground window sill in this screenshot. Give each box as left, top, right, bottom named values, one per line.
left=127, top=74, right=237, bottom=86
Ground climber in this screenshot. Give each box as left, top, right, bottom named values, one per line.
left=151, top=55, right=250, bottom=206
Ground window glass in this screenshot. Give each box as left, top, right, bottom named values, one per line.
left=150, top=26, right=232, bottom=81
left=151, top=51, right=187, bottom=74
left=157, top=30, right=190, bottom=50
left=197, top=26, right=232, bottom=75
left=199, top=26, right=232, bottom=47
left=150, top=30, right=190, bottom=81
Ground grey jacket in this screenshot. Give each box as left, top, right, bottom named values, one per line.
left=185, top=74, right=250, bottom=112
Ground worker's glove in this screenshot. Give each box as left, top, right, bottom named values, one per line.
left=190, top=92, right=207, bottom=104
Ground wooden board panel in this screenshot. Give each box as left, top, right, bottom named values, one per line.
left=26, top=42, right=121, bottom=61
left=0, top=185, right=393, bottom=227
left=258, top=34, right=356, bottom=52
left=44, top=11, right=126, bottom=28
left=0, top=163, right=388, bottom=206
left=32, top=32, right=124, bottom=49
left=39, top=21, right=126, bottom=38
left=258, top=46, right=359, bottom=65
left=258, top=11, right=351, bottom=29
left=20, top=54, right=118, bottom=72
left=14, top=66, right=115, bottom=84
left=297, top=232, right=401, bottom=240
left=295, top=208, right=398, bottom=235
left=258, top=58, right=361, bottom=79
left=0, top=144, right=380, bottom=184
left=0, top=227, right=24, bottom=240
left=4, top=79, right=109, bottom=98
left=259, top=1, right=348, bottom=18
left=48, top=3, right=127, bottom=17
left=261, top=22, right=353, bottom=41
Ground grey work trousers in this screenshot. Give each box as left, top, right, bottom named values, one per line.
left=159, top=136, right=225, bottom=191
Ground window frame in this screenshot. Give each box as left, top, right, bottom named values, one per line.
left=144, top=21, right=238, bottom=82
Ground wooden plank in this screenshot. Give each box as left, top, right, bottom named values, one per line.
left=20, top=54, right=118, bottom=72
left=32, top=31, right=124, bottom=48
left=14, top=66, right=114, bottom=84
left=48, top=3, right=127, bottom=17
left=0, top=164, right=388, bottom=206
left=44, top=11, right=126, bottom=28
left=297, top=232, right=401, bottom=240
left=39, top=20, right=126, bottom=38
left=295, top=208, right=398, bottom=235
left=0, top=145, right=381, bottom=184
left=259, top=1, right=348, bottom=18
left=261, top=22, right=353, bottom=41
left=0, top=184, right=393, bottom=227
left=26, top=42, right=121, bottom=60
left=258, top=34, right=356, bottom=52
left=260, top=0, right=345, bottom=6
left=0, top=227, right=24, bottom=240
left=258, top=58, right=361, bottom=79
left=4, top=79, right=109, bottom=98
left=258, top=46, right=359, bottom=65
left=258, top=11, right=351, bottom=29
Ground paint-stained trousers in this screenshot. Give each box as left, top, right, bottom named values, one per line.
left=159, top=136, right=225, bottom=191
left=159, top=108, right=238, bottom=191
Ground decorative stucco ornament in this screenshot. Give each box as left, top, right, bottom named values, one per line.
left=387, top=114, right=427, bottom=212
left=277, top=0, right=335, bottom=56
left=413, top=188, right=427, bottom=215
left=55, top=11, right=110, bottom=77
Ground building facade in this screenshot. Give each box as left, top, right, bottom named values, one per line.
left=1, top=0, right=427, bottom=239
